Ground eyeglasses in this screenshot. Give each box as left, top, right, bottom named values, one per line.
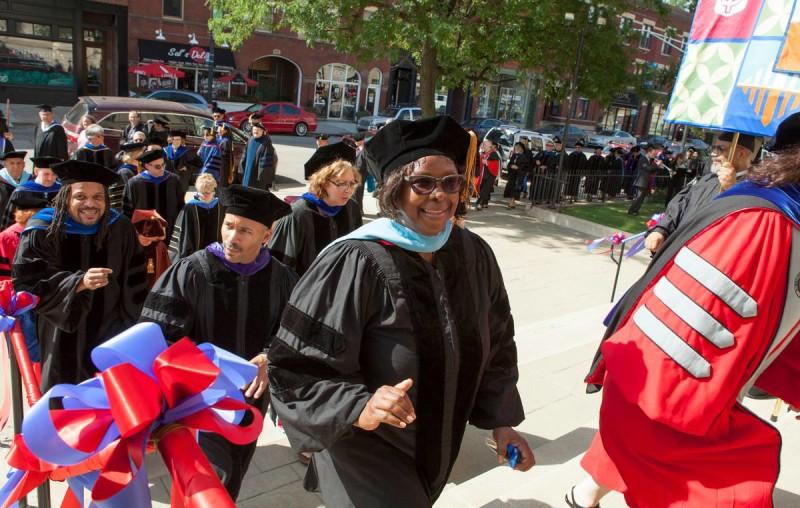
left=149, top=163, right=164, bottom=170
left=404, top=174, right=466, bottom=195
left=710, top=144, right=730, bottom=156
left=330, top=180, right=359, bottom=190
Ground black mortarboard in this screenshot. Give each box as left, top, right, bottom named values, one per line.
left=574, top=140, right=585, bottom=147
left=169, top=130, right=187, bottom=138
left=0, top=151, right=27, bottom=161
left=304, top=142, right=357, bottom=179
left=30, top=156, right=62, bottom=168
left=221, top=185, right=291, bottom=227
left=146, top=132, right=167, bottom=147
left=120, top=141, right=147, bottom=152
left=212, top=107, right=226, bottom=115
left=352, top=131, right=366, bottom=141
left=137, top=150, right=165, bottom=164
left=11, top=191, right=49, bottom=210
left=364, top=116, right=471, bottom=181
left=251, top=121, right=265, bottom=130
left=152, top=117, right=169, bottom=127
left=249, top=112, right=263, bottom=120
left=316, top=133, right=329, bottom=141
left=718, top=131, right=760, bottom=153
left=36, top=104, right=53, bottom=112
left=769, top=112, right=800, bottom=152
left=51, top=160, right=120, bottom=186
left=552, top=136, right=562, bottom=144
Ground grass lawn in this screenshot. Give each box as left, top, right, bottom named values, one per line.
left=561, top=198, right=666, bottom=233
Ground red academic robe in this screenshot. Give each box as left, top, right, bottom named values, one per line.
left=582, top=207, right=800, bottom=507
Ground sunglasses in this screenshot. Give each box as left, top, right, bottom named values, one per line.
left=404, top=174, right=466, bottom=195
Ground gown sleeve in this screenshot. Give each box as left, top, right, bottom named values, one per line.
left=468, top=235, right=525, bottom=429
left=267, top=213, right=301, bottom=272
left=12, top=230, right=92, bottom=333
left=268, top=241, right=389, bottom=452
left=139, top=257, right=199, bottom=341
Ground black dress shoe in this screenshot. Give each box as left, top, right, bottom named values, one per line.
left=565, top=486, right=600, bottom=508
left=746, top=386, right=775, bottom=400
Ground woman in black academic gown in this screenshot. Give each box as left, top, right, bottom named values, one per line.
left=268, top=116, right=534, bottom=508
left=267, top=141, right=362, bottom=276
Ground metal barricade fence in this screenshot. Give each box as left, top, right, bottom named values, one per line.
left=523, top=171, right=673, bottom=206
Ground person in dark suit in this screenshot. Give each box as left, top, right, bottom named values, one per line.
left=122, top=111, right=146, bottom=143
left=627, top=144, right=661, bottom=215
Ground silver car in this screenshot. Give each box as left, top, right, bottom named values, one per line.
left=588, top=129, right=637, bottom=147
left=357, top=106, right=423, bottom=132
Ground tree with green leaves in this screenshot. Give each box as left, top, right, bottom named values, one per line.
left=207, top=0, right=674, bottom=119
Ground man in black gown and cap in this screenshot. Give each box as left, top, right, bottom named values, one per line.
left=33, top=104, right=68, bottom=160
left=123, top=149, right=184, bottom=238
left=140, top=184, right=296, bottom=500
left=12, top=160, right=146, bottom=389
left=0, top=151, right=33, bottom=214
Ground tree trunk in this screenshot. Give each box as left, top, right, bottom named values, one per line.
left=448, top=86, right=467, bottom=122
left=419, top=41, right=439, bottom=118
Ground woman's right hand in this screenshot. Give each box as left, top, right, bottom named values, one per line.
left=355, top=378, right=416, bottom=431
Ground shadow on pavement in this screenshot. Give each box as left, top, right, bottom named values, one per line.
left=481, top=499, right=552, bottom=507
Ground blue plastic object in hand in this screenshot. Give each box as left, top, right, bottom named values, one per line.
left=506, top=443, right=520, bottom=469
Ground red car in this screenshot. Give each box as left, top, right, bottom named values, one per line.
left=225, top=102, right=317, bottom=137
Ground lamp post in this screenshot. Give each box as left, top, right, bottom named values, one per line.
left=552, top=2, right=605, bottom=209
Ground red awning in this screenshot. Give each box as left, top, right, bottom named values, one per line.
left=217, top=73, right=257, bottom=87
left=128, top=62, right=186, bottom=78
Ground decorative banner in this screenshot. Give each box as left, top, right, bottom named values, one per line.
left=666, top=0, right=800, bottom=136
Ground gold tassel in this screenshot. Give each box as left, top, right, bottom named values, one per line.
left=462, top=130, right=479, bottom=205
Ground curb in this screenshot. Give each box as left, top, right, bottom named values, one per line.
left=523, top=205, right=624, bottom=239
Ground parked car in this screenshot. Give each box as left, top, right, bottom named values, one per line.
left=588, top=129, right=637, bottom=147
left=460, top=118, right=503, bottom=140
left=144, top=90, right=211, bottom=112
left=637, top=134, right=680, bottom=152
left=485, top=126, right=550, bottom=173
left=535, top=123, right=588, bottom=147
left=357, top=106, right=423, bottom=132
left=62, top=96, right=248, bottom=159
left=225, top=102, right=318, bottom=136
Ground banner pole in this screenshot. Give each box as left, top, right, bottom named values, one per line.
left=727, top=132, right=740, bottom=163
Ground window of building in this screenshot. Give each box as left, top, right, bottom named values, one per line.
left=17, top=22, right=51, bottom=37
left=549, top=101, right=562, bottom=117
left=0, top=36, right=74, bottom=88
left=0, top=20, right=7, bottom=33
left=648, top=103, right=667, bottom=135
left=681, top=36, right=688, bottom=52
left=661, top=37, right=672, bottom=56
left=573, top=98, right=590, bottom=120
left=366, top=67, right=382, bottom=115
left=83, top=29, right=104, bottom=42
left=639, top=25, right=652, bottom=50
left=620, top=16, right=633, bottom=45
left=256, top=6, right=282, bottom=32
left=314, top=63, right=361, bottom=120
left=58, top=26, right=72, bottom=40
left=163, top=0, right=183, bottom=19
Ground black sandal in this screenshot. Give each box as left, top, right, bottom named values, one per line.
left=565, top=486, right=600, bottom=508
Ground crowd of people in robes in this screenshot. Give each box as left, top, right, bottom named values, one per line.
left=5, top=98, right=800, bottom=508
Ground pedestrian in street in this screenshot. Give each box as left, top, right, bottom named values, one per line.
left=33, top=104, right=68, bottom=161
left=0, top=192, right=49, bottom=364
left=475, top=137, right=500, bottom=210
left=565, top=140, right=588, bottom=200
left=12, top=160, right=146, bottom=390
left=584, top=145, right=605, bottom=202
left=0, top=151, right=33, bottom=215
left=645, top=132, right=762, bottom=254
left=269, top=142, right=362, bottom=277
left=141, top=184, right=296, bottom=500
left=168, top=173, right=223, bottom=261
left=123, top=149, right=184, bottom=239
left=0, top=156, right=61, bottom=229
left=217, top=123, right=235, bottom=186
left=627, top=144, right=660, bottom=215
left=73, top=124, right=117, bottom=170
left=75, top=114, right=97, bottom=150
left=239, top=121, right=277, bottom=190
left=197, top=126, right=222, bottom=183
left=268, top=116, right=534, bottom=508
left=164, top=130, right=201, bottom=193
left=122, top=111, right=145, bottom=143
left=504, top=141, right=531, bottom=209
left=568, top=117, right=799, bottom=508
left=211, top=106, right=226, bottom=128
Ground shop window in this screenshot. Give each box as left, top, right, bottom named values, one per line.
left=163, top=0, right=183, bottom=19
left=58, top=26, right=72, bottom=40
left=0, top=36, right=74, bottom=88
left=315, top=63, right=361, bottom=120
left=17, top=22, right=51, bottom=38
left=83, top=29, right=104, bottom=42
left=0, top=20, right=7, bottom=33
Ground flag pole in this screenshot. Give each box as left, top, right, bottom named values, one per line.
left=727, top=132, right=740, bottom=162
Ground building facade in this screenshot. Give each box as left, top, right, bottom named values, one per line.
left=0, top=0, right=128, bottom=104
left=467, top=5, right=692, bottom=138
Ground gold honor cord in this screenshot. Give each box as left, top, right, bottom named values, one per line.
left=462, top=130, right=479, bottom=204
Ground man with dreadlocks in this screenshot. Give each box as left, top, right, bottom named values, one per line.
left=12, top=160, right=147, bottom=390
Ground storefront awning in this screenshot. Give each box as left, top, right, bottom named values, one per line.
left=138, top=39, right=236, bottom=70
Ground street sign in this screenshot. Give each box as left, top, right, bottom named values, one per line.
left=666, top=0, right=800, bottom=136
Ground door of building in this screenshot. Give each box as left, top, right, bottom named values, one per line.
left=82, top=28, right=112, bottom=95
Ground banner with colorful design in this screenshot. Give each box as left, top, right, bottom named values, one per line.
left=666, top=0, right=800, bottom=136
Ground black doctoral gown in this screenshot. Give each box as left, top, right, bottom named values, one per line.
left=268, top=226, right=525, bottom=507
left=140, top=249, right=298, bottom=499
left=12, top=214, right=147, bottom=389
left=565, top=150, right=587, bottom=197
left=0, top=180, right=15, bottom=219
left=268, top=198, right=362, bottom=277
left=122, top=172, right=184, bottom=238
left=168, top=199, right=224, bottom=261
left=73, top=145, right=118, bottom=171
left=33, top=123, right=68, bottom=160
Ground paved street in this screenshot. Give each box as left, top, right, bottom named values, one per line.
left=2, top=133, right=800, bottom=507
